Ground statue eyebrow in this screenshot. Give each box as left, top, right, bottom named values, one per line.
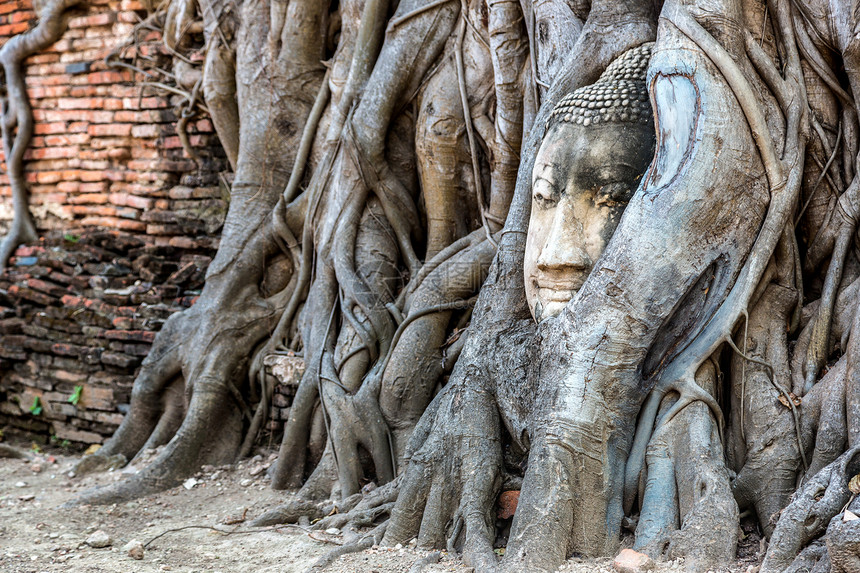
left=590, top=162, right=640, bottom=185
left=532, top=174, right=561, bottom=197
left=532, top=163, right=561, bottom=194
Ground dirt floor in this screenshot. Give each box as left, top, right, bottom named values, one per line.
left=0, top=444, right=761, bottom=573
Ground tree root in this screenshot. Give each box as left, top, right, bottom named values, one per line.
left=826, top=511, right=860, bottom=573
left=804, top=198, right=858, bottom=392
left=761, top=445, right=860, bottom=572
left=85, top=310, right=187, bottom=464
left=782, top=541, right=828, bottom=573
left=726, top=259, right=803, bottom=536
left=408, top=551, right=442, bottom=573
left=67, top=373, right=244, bottom=506
left=251, top=497, right=339, bottom=528
left=305, top=524, right=385, bottom=572
left=384, top=376, right=501, bottom=572
left=0, top=444, right=31, bottom=459
left=252, top=473, right=400, bottom=529
left=633, top=361, right=738, bottom=571
left=67, top=0, right=326, bottom=506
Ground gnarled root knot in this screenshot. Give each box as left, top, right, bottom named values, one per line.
left=762, top=445, right=860, bottom=573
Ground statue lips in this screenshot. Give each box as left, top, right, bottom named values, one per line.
left=534, top=273, right=587, bottom=303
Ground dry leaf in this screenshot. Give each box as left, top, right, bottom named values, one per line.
left=222, top=507, right=248, bottom=525
left=843, top=510, right=859, bottom=522
left=778, top=393, right=802, bottom=408
left=83, top=443, right=101, bottom=455
left=849, top=473, right=860, bottom=495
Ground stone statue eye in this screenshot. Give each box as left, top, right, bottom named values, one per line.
left=532, top=180, right=559, bottom=209
left=595, top=182, right=633, bottom=206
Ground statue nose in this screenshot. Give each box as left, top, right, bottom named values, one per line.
left=537, top=209, right=592, bottom=272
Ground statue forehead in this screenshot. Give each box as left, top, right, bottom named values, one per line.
left=536, top=122, right=653, bottom=183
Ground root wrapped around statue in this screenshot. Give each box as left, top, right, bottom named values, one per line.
left=31, top=0, right=860, bottom=570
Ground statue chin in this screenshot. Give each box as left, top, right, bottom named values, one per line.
left=533, top=294, right=573, bottom=322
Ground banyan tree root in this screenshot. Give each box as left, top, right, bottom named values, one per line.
left=407, top=551, right=443, bottom=573
left=384, top=373, right=503, bottom=572
left=379, top=236, right=496, bottom=459
left=251, top=470, right=400, bottom=528
left=61, top=3, right=860, bottom=573
left=0, top=0, right=83, bottom=268
left=65, top=0, right=327, bottom=504
left=826, top=511, right=860, bottom=573
left=727, top=238, right=803, bottom=537
left=0, top=443, right=31, bottom=459
left=305, top=523, right=386, bottom=572
left=503, top=5, right=782, bottom=569
left=253, top=483, right=400, bottom=572
left=68, top=237, right=296, bottom=505
left=259, top=0, right=512, bottom=501
left=633, top=360, right=738, bottom=570
left=387, top=2, right=662, bottom=571
left=761, top=446, right=860, bottom=573
left=270, top=0, right=468, bottom=492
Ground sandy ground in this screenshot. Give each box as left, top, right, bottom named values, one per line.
left=0, top=445, right=759, bottom=573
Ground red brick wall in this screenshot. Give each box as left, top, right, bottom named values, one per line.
left=0, top=0, right=227, bottom=246
left=0, top=0, right=228, bottom=445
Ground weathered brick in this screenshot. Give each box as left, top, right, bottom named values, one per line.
left=25, top=278, right=67, bottom=297
left=24, top=146, right=79, bottom=160
left=33, top=121, right=67, bottom=135
left=0, top=22, right=30, bottom=35
left=88, top=123, right=131, bottom=137
left=103, top=329, right=156, bottom=343
left=613, top=550, right=655, bottom=573
left=53, top=422, right=103, bottom=444
left=109, top=192, right=152, bottom=209
left=51, top=342, right=88, bottom=357
left=68, top=12, right=116, bottom=28
left=100, top=351, right=139, bottom=368
left=77, top=384, right=114, bottom=410
left=68, top=193, right=109, bottom=205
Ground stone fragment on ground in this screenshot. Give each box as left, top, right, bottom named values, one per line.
left=86, top=529, right=112, bottom=548
left=614, top=549, right=655, bottom=573
left=122, top=539, right=144, bottom=560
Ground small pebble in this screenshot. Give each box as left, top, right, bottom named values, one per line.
left=613, top=548, right=654, bottom=573
left=86, top=530, right=112, bottom=548
left=239, top=479, right=252, bottom=487
left=122, top=540, right=144, bottom=560
left=14, top=481, right=26, bottom=488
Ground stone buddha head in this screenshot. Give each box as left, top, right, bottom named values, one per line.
left=525, top=43, right=656, bottom=322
